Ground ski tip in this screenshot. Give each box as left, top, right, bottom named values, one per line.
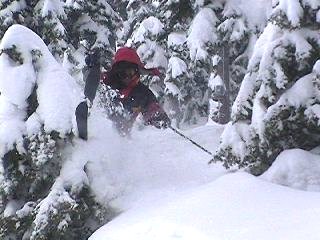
left=75, top=101, right=89, bottom=140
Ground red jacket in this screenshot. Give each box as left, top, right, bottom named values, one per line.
left=101, top=71, right=170, bottom=134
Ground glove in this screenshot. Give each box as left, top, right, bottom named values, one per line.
left=149, top=112, right=171, bottom=129
left=85, top=50, right=100, bottom=67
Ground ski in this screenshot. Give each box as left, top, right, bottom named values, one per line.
left=75, top=101, right=89, bottom=140
left=75, top=51, right=100, bottom=140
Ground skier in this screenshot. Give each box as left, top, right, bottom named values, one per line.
left=79, top=48, right=211, bottom=156
left=100, top=47, right=171, bottom=135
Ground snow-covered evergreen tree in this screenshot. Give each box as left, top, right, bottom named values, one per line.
left=209, top=0, right=245, bottom=123
left=208, top=0, right=272, bottom=124
left=0, top=0, right=67, bottom=59
left=159, top=0, right=198, bottom=127
left=0, top=0, right=27, bottom=36
left=141, top=0, right=216, bottom=127
left=183, top=3, right=219, bottom=126
left=64, top=0, right=121, bottom=69
left=120, top=0, right=154, bottom=45
left=214, top=0, right=320, bottom=175
left=33, top=0, right=67, bottom=58
left=0, top=0, right=121, bottom=77
left=0, top=25, right=110, bottom=240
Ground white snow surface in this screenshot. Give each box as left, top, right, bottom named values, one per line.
left=70, top=115, right=226, bottom=209
left=261, top=149, right=320, bottom=191
left=73, top=114, right=320, bottom=240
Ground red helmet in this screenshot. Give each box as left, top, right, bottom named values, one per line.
left=112, top=47, right=160, bottom=76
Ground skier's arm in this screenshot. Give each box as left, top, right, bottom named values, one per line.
left=142, top=91, right=171, bottom=129
left=143, top=102, right=171, bottom=129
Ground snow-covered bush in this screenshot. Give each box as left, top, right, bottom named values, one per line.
left=0, top=25, right=109, bottom=240
left=214, top=0, right=320, bottom=175
left=261, top=148, right=320, bottom=191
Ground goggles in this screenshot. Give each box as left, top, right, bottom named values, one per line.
left=114, top=67, right=139, bottom=81
left=114, top=70, right=129, bottom=80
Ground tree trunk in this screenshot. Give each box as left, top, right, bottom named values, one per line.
left=215, top=43, right=230, bottom=124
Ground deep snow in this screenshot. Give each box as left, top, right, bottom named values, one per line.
left=90, top=172, right=320, bottom=240
left=71, top=112, right=320, bottom=240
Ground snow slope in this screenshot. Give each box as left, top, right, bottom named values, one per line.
left=79, top=115, right=320, bottom=240
left=90, top=172, right=320, bottom=240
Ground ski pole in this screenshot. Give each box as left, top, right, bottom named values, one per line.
left=169, top=126, right=214, bottom=158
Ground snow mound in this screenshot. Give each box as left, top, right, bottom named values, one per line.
left=89, top=172, right=320, bottom=240
left=261, top=149, right=320, bottom=191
